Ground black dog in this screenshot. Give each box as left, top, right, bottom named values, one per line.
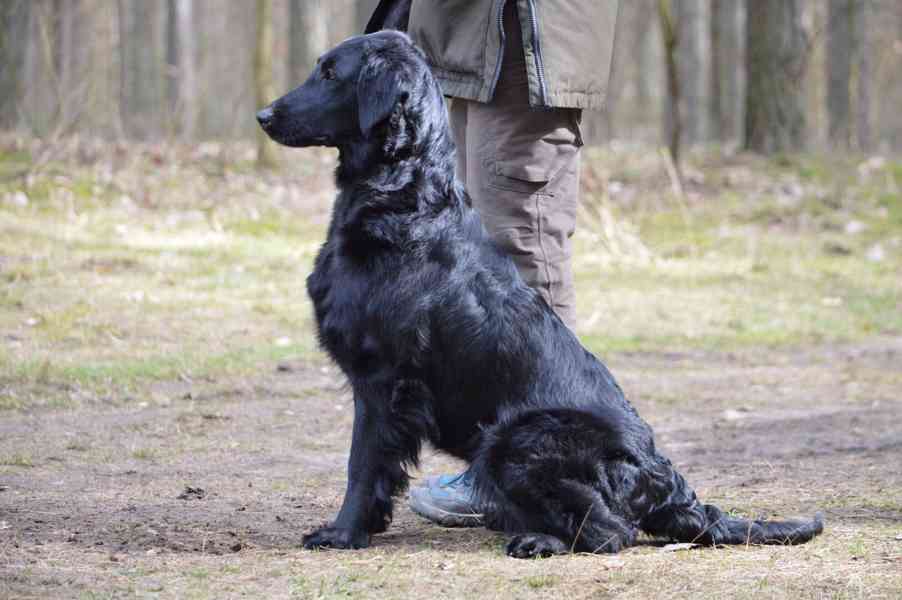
left=256, top=31, right=823, bottom=558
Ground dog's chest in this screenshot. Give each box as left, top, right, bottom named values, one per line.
left=307, top=246, right=393, bottom=374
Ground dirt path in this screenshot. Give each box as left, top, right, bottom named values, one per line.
left=2, top=338, right=901, bottom=599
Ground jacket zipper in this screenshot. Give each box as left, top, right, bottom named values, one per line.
left=526, top=0, right=549, bottom=106
left=488, top=0, right=506, bottom=99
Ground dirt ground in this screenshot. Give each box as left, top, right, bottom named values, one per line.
left=2, top=337, right=901, bottom=599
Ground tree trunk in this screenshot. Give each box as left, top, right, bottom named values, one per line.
left=659, top=0, right=683, bottom=185
left=54, top=0, right=75, bottom=107
left=166, top=0, right=196, bottom=139
left=852, top=0, right=871, bottom=151
left=675, top=0, right=710, bottom=144
left=288, top=0, right=303, bottom=84
left=22, top=1, right=58, bottom=135
left=827, top=0, right=852, bottom=149
left=633, top=0, right=656, bottom=117
left=255, top=0, right=278, bottom=167
left=710, top=0, right=744, bottom=146
left=602, top=0, right=625, bottom=140
left=744, top=0, right=807, bottom=154
left=0, top=0, right=30, bottom=129
left=166, top=0, right=178, bottom=131
left=710, top=0, right=723, bottom=143
left=118, top=0, right=165, bottom=139
left=288, top=0, right=329, bottom=85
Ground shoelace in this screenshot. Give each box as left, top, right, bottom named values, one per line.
left=440, top=471, right=473, bottom=489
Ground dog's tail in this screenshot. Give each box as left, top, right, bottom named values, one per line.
left=640, top=463, right=824, bottom=546
left=714, top=507, right=824, bottom=545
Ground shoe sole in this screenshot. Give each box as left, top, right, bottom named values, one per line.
left=408, top=486, right=484, bottom=528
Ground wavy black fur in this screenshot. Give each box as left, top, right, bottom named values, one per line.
left=257, top=31, right=824, bottom=557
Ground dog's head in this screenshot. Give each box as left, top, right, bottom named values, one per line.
left=257, top=31, right=436, bottom=152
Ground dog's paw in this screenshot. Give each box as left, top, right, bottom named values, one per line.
left=302, top=526, right=370, bottom=550
left=506, top=533, right=568, bottom=559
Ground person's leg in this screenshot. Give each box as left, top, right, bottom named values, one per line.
left=466, top=103, right=581, bottom=326
left=449, top=98, right=468, bottom=188
left=409, top=1, right=583, bottom=527
left=449, top=2, right=582, bottom=325
left=466, top=0, right=582, bottom=327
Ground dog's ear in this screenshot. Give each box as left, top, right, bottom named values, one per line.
left=357, top=57, right=410, bottom=139
left=364, top=0, right=411, bottom=34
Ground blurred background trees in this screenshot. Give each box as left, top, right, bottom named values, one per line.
left=2, top=0, right=901, bottom=159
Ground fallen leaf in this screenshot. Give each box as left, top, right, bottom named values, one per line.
left=723, top=409, right=749, bottom=421
left=600, top=557, right=626, bottom=568
left=866, top=244, right=885, bottom=263
left=844, top=220, right=866, bottom=235
left=9, top=191, right=29, bottom=207
left=660, top=543, right=699, bottom=552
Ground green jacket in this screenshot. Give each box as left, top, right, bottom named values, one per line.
left=407, top=0, right=620, bottom=110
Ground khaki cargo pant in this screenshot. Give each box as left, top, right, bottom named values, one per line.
left=448, top=2, right=583, bottom=328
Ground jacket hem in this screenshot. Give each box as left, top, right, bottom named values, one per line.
left=544, top=91, right=607, bottom=111
left=433, top=75, right=607, bottom=110
left=434, top=76, right=488, bottom=103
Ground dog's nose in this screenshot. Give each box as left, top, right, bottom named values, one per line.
left=256, top=106, right=274, bottom=129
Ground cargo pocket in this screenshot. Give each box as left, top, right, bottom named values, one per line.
left=486, top=156, right=551, bottom=195
left=485, top=109, right=582, bottom=196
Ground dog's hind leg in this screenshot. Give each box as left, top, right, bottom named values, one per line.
left=495, top=475, right=639, bottom=558
left=472, top=410, right=640, bottom=557
left=500, top=477, right=638, bottom=557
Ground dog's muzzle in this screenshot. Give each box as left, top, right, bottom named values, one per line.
left=256, top=107, right=275, bottom=131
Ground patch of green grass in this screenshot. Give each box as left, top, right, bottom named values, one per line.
left=228, top=215, right=302, bottom=238
left=847, top=537, right=869, bottom=560
left=888, top=162, right=902, bottom=186
left=289, top=575, right=311, bottom=598
left=525, top=574, right=559, bottom=589
left=131, top=448, right=157, bottom=460
left=0, top=148, right=31, bottom=178
left=0, top=393, right=24, bottom=410
left=822, top=491, right=902, bottom=514
left=270, top=480, right=290, bottom=492
left=0, top=453, right=34, bottom=467
left=186, top=567, right=209, bottom=580
left=32, top=301, right=92, bottom=341
left=6, top=340, right=318, bottom=390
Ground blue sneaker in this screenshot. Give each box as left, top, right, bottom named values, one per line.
left=408, top=472, right=483, bottom=527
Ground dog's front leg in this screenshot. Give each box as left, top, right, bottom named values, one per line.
left=303, top=386, right=406, bottom=549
